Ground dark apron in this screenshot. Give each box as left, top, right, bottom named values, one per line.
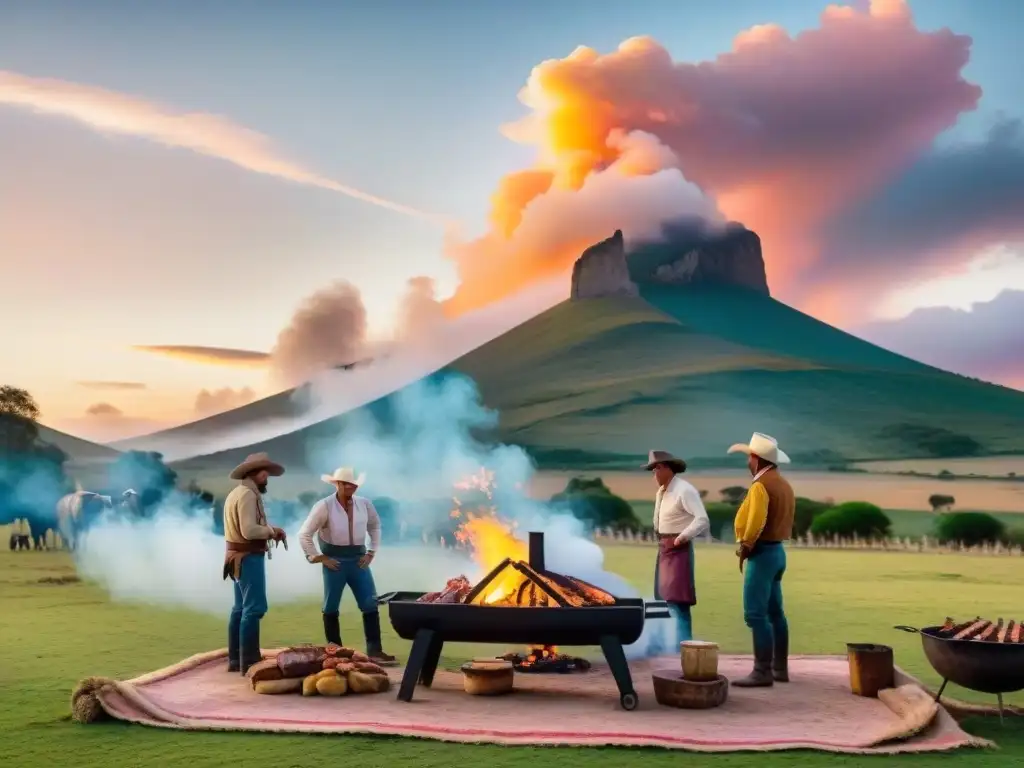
left=654, top=538, right=696, bottom=606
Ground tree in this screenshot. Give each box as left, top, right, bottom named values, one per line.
left=793, top=497, right=830, bottom=538
left=934, top=512, right=1006, bottom=547
left=0, top=386, right=42, bottom=455
left=551, top=477, right=640, bottom=532
left=698, top=489, right=708, bottom=500
left=0, top=386, right=40, bottom=421
left=927, top=494, right=955, bottom=512
left=810, top=502, right=891, bottom=539
left=720, top=486, right=746, bottom=505
left=704, top=502, right=736, bottom=541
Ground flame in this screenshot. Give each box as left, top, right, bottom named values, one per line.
left=450, top=469, right=528, bottom=605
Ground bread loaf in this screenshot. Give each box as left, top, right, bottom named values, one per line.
left=316, top=674, right=349, bottom=696
left=346, top=670, right=390, bottom=694
left=247, top=659, right=283, bottom=687
left=254, top=678, right=303, bottom=695
left=302, top=673, right=320, bottom=696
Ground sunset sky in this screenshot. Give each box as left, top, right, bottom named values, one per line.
left=2, top=0, right=1022, bottom=442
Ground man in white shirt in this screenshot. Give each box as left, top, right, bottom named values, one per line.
left=298, top=467, right=397, bottom=666
left=644, top=449, right=710, bottom=645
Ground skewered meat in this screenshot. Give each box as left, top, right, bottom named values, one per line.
left=938, top=617, right=1024, bottom=642
left=953, top=619, right=990, bottom=640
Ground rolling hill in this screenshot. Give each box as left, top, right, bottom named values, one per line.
left=36, top=424, right=120, bottom=463
left=167, top=284, right=1024, bottom=482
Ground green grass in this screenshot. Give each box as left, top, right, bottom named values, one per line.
left=1, top=545, right=1022, bottom=767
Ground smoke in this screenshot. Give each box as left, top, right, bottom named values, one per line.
left=72, top=373, right=672, bottom=657
left=129, top=276, right=567, bottom=462
left=441, top=0, right=983, bottom=318
left=268, top=280, right=370, bottom=388
left=194, top=387, right=257, bottom=417
left=0, top=69, right=447, bottom=224
left=445, top=129, right=719, bottom=314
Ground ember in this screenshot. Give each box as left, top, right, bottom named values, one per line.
left=500, top=645, right=592, bottom=673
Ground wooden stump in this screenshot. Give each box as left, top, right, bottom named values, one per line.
left=461, top=660, right=514, bottom=696
left=652, top=672, right=729, bottom=709
left=680, top=640, right=719, bottom=681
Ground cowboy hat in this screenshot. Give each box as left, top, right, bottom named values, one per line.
left=321, top=467, right=366, bottom=487
left=642, top=450, right=687, bottom=473
left=229, top=452, right=286, bottom=481
left=727, top=433, right=790, bottom=464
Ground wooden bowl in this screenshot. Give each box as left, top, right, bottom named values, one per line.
left=680, top=640, right=720, bottom=681
left=652, top=671, right=729, bottom=709
left=461, top=660, right=514, bottom=696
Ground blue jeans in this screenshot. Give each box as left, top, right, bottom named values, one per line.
left=743, top=542, right=787, bottom=655
left=322, top=553, right=379, bottom=614
left=228, top=554, right=268, bottom=664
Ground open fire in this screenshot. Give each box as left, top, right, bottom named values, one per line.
left=413, top=470, right=614, bottom=669
left=499, top=645, right=592, bottom=673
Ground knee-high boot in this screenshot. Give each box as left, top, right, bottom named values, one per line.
left=323, top=612, right=342, bottom=646
left=362, top=611, right=397, bottom=665
left=773, top=628, right=789, bottom=682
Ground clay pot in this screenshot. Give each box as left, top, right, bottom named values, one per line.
left=680, top=640, right=719, bottom=681
left=461, top=660, right=514, bottom=696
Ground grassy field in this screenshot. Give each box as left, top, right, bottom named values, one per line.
left=1, top=544, right=1022, bottom=768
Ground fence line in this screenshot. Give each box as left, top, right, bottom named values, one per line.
left=590, top=529, right=1024, bottom=557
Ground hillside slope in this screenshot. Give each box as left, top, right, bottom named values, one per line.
left=169, top=288, right=1024, bottom=476
left=36, top=424, right=120, bottom=462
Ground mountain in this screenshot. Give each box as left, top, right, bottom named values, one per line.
left=164, top=223, right=1024, bottom=480
left=36, top=424, right=120, bottom=463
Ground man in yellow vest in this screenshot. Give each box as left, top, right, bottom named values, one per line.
left=727, top=433, right=796, bottom=688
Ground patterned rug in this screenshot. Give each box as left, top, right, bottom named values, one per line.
left=71, top=650, right=994, bottom=753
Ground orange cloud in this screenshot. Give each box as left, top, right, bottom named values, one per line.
left=443, top=0, right=981, bottom=321
left=133, top=345, right=270, bottom=367
left=0, top=69, right=445, bottom=224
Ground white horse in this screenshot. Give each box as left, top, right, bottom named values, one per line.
left=56, top=491, right=113, bottom=551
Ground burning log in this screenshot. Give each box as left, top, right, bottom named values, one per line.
left=416, top=559, right=616, bottom=608
left=500, top=645, right=592, bottom=673
left=938, top=617, right=1024, bottom=643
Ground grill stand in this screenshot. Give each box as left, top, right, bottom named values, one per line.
left=933, top=679, right=1006, bottom=726
left=396, top=627, right=640, bottom=711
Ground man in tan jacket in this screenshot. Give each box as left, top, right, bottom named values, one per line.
left=222, top=452, right=287, bottom=674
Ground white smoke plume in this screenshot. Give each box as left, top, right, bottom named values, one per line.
left=130, top=275, right=569, bottom=462
left=0, top=69, right=446, bottom=224
left=73, top=372, right=672, bottom=658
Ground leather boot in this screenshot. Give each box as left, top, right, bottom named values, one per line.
left=772, top=631, right=790, bottom=683
left=323, top=612, right=342, bottom=646
left=362, top=611, right=398, bottom=666
left=227, top=614, right=241, bottom=672
left=731, top=639, right=774, bottom=688
left=239, top=622, right=262, bottom=675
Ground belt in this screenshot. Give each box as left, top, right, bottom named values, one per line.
left=756, top=540, right=782, bottom=546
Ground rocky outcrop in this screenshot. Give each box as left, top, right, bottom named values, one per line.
left=627, top=220, right=770, bottom=296
left=570, top=230, right=640, bottom=300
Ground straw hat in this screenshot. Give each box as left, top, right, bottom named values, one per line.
left=642, top=450, right=687, bottom=473
left=321, top=467, right=365, bottom=487
left=229, top=452, right=286, bottom=481
left=727, top=433, right=790, bottom=465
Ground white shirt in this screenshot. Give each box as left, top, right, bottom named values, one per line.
left=298, top=494, right=381, bottom=559
left=654, top=475, right=710, bottom=542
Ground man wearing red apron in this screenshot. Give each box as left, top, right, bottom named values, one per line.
left=645, top=450, right=710, bottom=645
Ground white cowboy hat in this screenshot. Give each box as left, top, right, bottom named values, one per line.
left=727, top=433, right=791, bottom=464
left=229, top=452, right=286, bottom=481
left=321, top=467, right=366, bottom=487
